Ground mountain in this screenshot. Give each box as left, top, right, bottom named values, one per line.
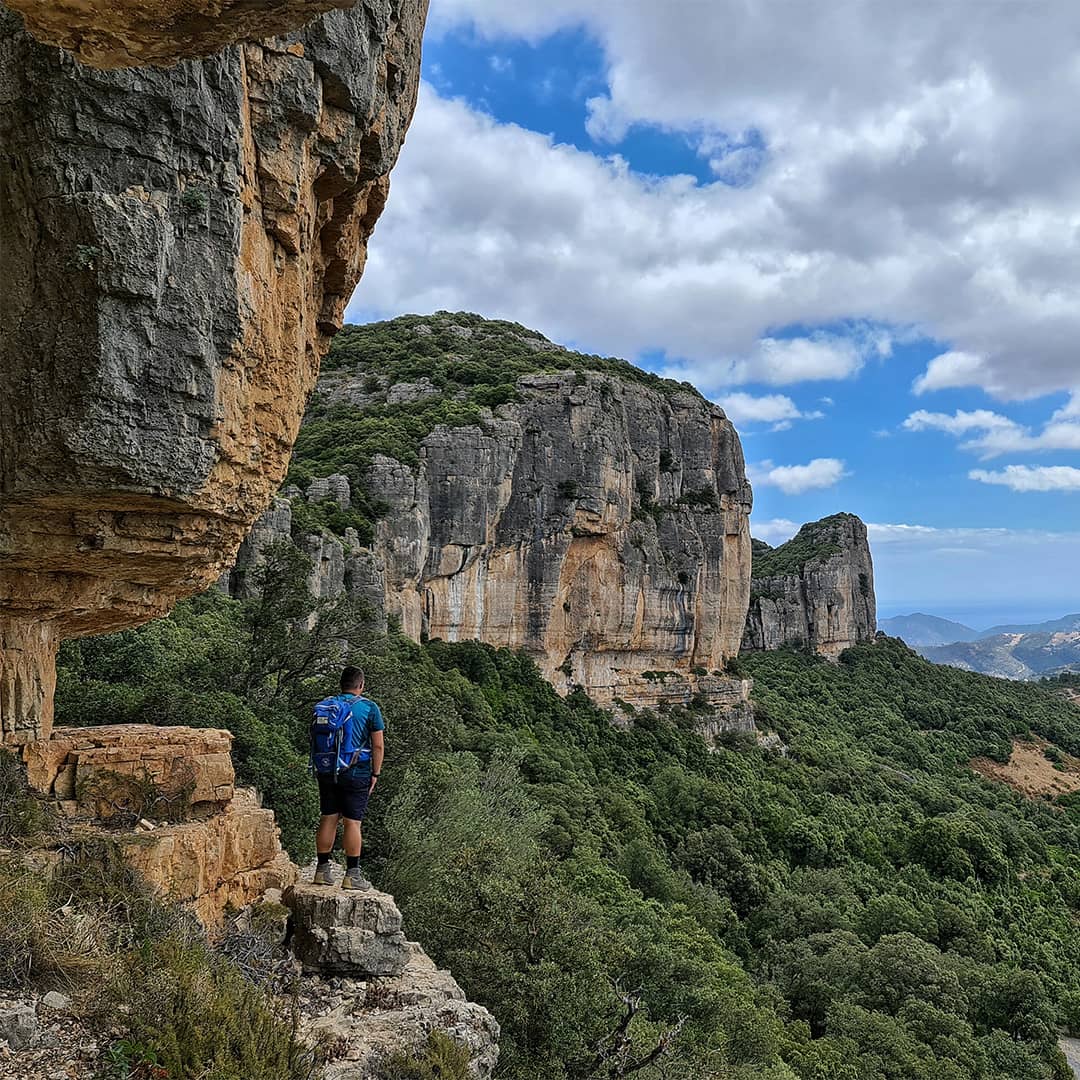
left=979, top=613, right=1080, bottom=638
left=742, top=514, right=877, bottom=658
left=878, top=612, right=980, bottom=646
left=919, top=628, right=1080, bottom=680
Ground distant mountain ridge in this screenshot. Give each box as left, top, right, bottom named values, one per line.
left=878, top=612, right=979, bottom=646
left=880, top=612, right=1080, bottom=680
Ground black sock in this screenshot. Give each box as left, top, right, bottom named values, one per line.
left=346, top=855, right=361, bottom=870
left=317, top=851, right=333, bottom=867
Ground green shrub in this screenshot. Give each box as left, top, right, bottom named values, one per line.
left=378, top=1031, right=472, bottom=1079
left=117, top=938, right=311, bottom=1080
left=0, top=748, right=52, bottom=843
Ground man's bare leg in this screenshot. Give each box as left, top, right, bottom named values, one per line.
left=314, top=814, right=339, bottom=883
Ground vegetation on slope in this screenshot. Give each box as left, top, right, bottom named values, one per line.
left=750, top=513, right=862, bottom=579
left=0, top=751, right=310, bottom=1080
left=287, top=312, right=701, bottom=539
left=47, top=544, right=1080, bottom=1080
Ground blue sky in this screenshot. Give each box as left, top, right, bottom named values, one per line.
left=347, top=3, right=1080, bottom=628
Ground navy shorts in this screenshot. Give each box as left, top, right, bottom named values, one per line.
left=317, top=768, right=372, bottom=821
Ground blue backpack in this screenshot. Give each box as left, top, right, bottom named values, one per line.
left=310, top=694, right=373, bottom=779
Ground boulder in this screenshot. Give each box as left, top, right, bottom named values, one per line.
left=0, top=1002, right=38, bottom=1050
left=284, top=883, right=410, bottom=977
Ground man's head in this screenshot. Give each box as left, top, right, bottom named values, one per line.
left=340, top=665, right=365, bottom=694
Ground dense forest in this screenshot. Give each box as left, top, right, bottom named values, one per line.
left=47, top=542, right=1080, bottom=1080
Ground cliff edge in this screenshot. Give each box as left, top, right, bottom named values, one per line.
left=228, top=313, right=756, bottom=721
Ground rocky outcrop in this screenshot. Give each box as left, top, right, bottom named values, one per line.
left=4, top=0, right=359, bottom=68
left=286, top=884, right=410, bottom=977
left=0, top=1, right=427, bottom=746
left=742, top=513, right=876, bottom=659
left=22, top=724, right=296, bottom=924
left=287, top=884, right=500, bottom=1077
left=229, top=349, right=755, bottom=717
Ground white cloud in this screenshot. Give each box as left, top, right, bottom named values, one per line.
left=352, top=2, right=1080, bottom=399
left=912, top=352, right=995, bottom=395
left=716, top=392, right=823, bottom=428
left=749, top=457, right=848, bottom=495
left=903, top=402, right=1080, bottom=458
left=751, top=518, right=800, bottom=544
left=969, top=465, right=1080, bottom=492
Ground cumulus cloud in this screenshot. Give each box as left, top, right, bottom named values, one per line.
left=751, top=518, right=800, bottom=544
left=903, top=402, right=1080, bottom=458
left=969, top=465, right=1080, bottom=492
left=350, top=2, right=1080, bottom=399
left=716, top=392, right=823, bottom=429
left=749, top=457, right=848, bottom=495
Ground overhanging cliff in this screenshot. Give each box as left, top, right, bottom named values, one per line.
left=0, top=2, right=428, bottom=745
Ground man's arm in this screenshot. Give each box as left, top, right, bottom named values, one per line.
left=369, top=729, right=384, bottom=793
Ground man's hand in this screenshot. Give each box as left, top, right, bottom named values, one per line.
left=368, top=774, right=378, bottom=795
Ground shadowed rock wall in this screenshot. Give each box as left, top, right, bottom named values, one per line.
left=0, top=1, right=427, bottom=745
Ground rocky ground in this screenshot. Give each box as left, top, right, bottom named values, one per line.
left=0, top=991, right=104, bottom=1080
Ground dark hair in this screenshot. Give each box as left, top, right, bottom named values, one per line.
left=340, top=666, right=365, bottom=692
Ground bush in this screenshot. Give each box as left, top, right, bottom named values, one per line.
left=0, top=748, right=51, bottom=843
left=378, top=1031, right=472, bottom=1080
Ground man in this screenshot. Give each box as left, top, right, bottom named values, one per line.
left=313, top=665, right=385, bottom=889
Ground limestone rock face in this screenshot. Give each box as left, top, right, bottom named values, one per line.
left=742, top=514, right=876, bottom=659
left=21, top=723, right=295, bottom=923
left=115, top=787, right=297, bottom=925
left=230, top=367, right=754, bottom=715
left=371, top=371, right=753, bottom=712
left=23, top=723, right=235, bottom=808
left=5, top=0, right=359, bottom=69
left=310, top=946, right=501, bottom=1079
left=0, top=0, right=427, bottom=746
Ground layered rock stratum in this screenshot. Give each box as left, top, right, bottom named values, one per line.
left=742, top=513, right=877, bottom=659
left=0, top=1, right=427, bottom=746
left=4, top=0, right=360, bottom=68
left=226, top=314, right=756, bottom=722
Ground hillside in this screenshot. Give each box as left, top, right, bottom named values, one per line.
left=980, top=614, right=1080, bottom=639
left=878, top=613, right=980, bottom=647
left=43, top=551, right=1080, bottom=1080
left=919, top=630, right=1080, bottom=680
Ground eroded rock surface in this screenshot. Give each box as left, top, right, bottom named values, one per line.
left=22, top=724, right=296, bottom=924
left=0, top=0, right=427, bottom=746
left=228, top=352, right=755, bottom=716
left=742, top=513, right=876, bottom=659
left=287, top=884, right=500, bottom=1077
left=5, top=0, right=359, bottom=68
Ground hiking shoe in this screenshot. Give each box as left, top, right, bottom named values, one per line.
left=313, top=864, right=335, bottom=885
left=342, top=867, right=372, bottom=891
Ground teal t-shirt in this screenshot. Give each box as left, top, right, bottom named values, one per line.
left=346, top=696, right=384, bottom=778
